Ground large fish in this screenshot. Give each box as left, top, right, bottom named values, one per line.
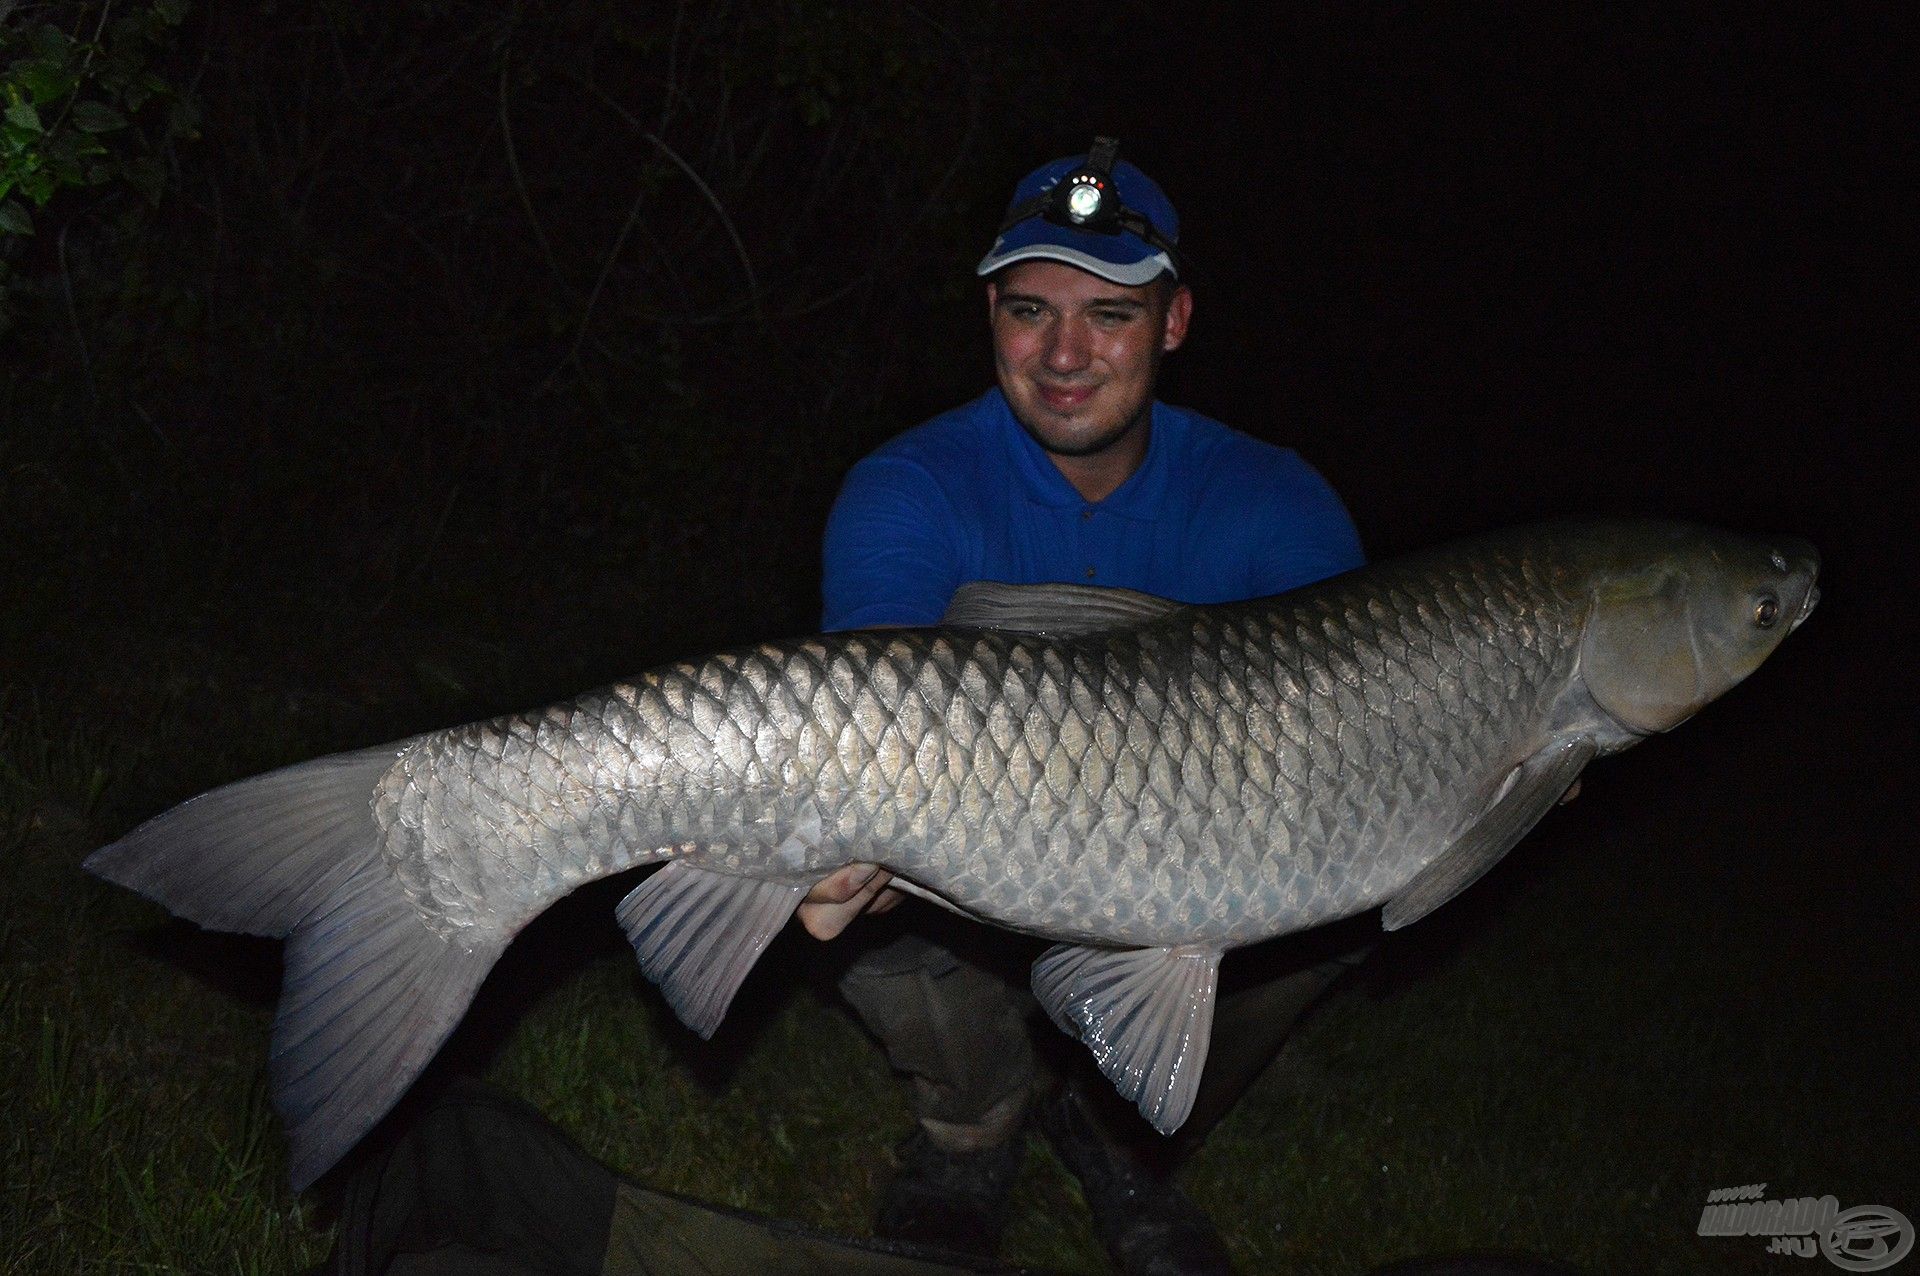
left=87, top=519, right=1817, bottom=1188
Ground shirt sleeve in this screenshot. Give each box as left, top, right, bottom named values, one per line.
left=821, top=454, right=967, bottom=631
left=1242, top=448, right=1366, bottom=596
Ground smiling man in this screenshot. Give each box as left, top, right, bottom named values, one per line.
left=807, top=145, right=1365, bottom=1275
left=987, top=260, right=1191, bottom=499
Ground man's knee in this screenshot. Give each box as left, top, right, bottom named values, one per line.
left=837, top=934, right=1040, bottom=1141
left=839, top=932, right=965, bottom=987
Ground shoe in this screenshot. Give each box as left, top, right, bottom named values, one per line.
left=1037, top=1086, right=1235, bottom=1276
left=873, top=1129, right=1024, bottom=1260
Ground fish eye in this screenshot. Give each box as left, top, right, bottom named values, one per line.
left=1753, top=595, right=1780, bottom=628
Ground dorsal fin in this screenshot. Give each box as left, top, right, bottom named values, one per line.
left=941, top=581, right=1185, bottom=636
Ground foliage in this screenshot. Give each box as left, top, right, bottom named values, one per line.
left=0, top=0, right=198, bottom=333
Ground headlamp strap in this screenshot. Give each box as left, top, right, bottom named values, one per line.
left=1084, top=135, right=1119, bottom=180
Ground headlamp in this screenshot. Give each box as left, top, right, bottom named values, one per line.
left=995, top=136, right=1186, bottom=278
left=1057, top=136, right=1122, bottom=230
left=1065, top=180, right=1105, bottom=223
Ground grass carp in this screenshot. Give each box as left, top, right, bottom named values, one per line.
left=86, top=519, right=1818, bottom=1189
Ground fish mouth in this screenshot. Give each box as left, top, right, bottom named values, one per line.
left=1790, top=581, right=1820, bottom=633
left=1776, top=538, right=1820, bottom=634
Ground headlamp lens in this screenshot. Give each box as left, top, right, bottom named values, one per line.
left=1066, top=182, right=1102, bottom=222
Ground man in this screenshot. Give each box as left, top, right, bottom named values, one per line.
left=801, top=143, right=1367, bottom=1276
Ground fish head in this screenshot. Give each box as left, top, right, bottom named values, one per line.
left=1578, top=524, right=1819, bottom=736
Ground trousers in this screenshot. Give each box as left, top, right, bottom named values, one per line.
left=836, top=909, right=1373, bottom=1155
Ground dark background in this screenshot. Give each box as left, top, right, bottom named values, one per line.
left=2, top=2, right=1912, bottom=1260
left=5, top=2, right=1906, bottom=658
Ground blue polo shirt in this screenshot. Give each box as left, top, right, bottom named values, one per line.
left=822, top=388, right=1363, bottom=631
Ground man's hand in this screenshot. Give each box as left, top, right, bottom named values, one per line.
left=797, top=863, right=903, bottom=940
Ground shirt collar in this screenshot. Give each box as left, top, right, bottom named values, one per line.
left=990, top=387, right=1171, bottom=520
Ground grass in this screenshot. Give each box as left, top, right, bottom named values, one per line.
left=3, top=451, right=1910, bottom=1274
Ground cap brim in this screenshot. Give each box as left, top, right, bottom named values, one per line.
left=976, top=242, right=1175, bottom=286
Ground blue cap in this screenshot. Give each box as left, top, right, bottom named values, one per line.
left=975, top=154, right=1181, bottom=286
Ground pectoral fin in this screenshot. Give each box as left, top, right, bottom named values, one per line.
left=616, top=863, right=808, bottom=1038
left=1031, top=943, right=1223, bottom=1134
left=1382, top=737, right=1597, bottom=932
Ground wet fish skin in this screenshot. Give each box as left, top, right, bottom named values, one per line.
left=85, top=519, right=1818, bottom=1188
left=382, top=557, right=1567, bottom=950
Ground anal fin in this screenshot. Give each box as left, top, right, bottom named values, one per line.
left=1031, top=943, right=1222, bottom=1135
left=616, top=864, right=808, bottom=1038
left=1383, top=736, right=1596, bottom=931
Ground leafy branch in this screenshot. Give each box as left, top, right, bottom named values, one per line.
left=1, top=0, right=197, bottom=323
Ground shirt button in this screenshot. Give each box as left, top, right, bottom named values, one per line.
left=1081, top=508, right=1093, bottom=520
left=1084, top=566, right=1096, bottom=579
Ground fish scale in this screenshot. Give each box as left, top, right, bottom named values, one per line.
left=369, top=540, right=1582, bottom=954
left=86, top=520, right=1818, bottom=1185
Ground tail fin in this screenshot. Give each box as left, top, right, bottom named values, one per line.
left=85, top=745, right=506, bottom=1190
left=271, top=863, right=503, bottom=1188
left=86, top=745, right=406, bottom=938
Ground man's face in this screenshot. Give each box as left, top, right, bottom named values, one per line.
left=987, top=260, right=1193, bottom=459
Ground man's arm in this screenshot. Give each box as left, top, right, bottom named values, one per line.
left=1235, top=445, right=1366, bottom=596
left=821, top=454, right=966, bottom=630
